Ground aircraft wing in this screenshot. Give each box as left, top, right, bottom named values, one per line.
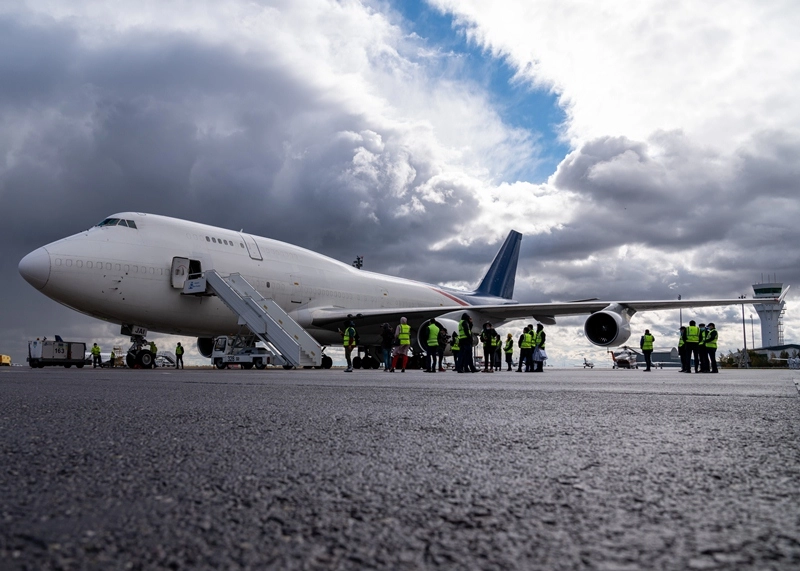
left=310, top=297, right=776, bottom=329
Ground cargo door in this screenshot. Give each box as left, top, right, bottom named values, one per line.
left=240, top=233, right=263, bottom=261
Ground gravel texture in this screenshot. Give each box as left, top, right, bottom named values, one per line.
left=1, top=367, right=799, bottom=570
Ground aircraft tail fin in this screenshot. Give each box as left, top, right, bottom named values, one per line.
left=473, top=230, right=522, bottom=300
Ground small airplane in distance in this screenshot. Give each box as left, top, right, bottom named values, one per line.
left=18, top=212, right=784, bottom=369
left=582, top=357, right=594, bottom=369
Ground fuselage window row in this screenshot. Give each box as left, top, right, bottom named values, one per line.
left=54, top=258, right=165, bottom=275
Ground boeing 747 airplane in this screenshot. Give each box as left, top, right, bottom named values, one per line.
left=18, top=212, right=781, bottom=369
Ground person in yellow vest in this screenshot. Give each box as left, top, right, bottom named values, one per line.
left=436, top=326, right=448, bottom=372
left=504, top=333, right=514, bottom=372
left=342, top=321, right=357, bottom=372
left=175, top=342, right=184, bottom=369
left=457, top=313, right=477, bottom=373
left=148, top=340, right=158, bottom=367
left=109, top=349, right=115, bottom=368
left=423, top=319, right=440, bottom=373
left=451, top=331, right=461, bottom=372
left=532, top=324, right=547, bottom=372
left=682, top=320, right=701, bottom=373
left=391, top=317, right=411, bottom=372
left=91, top=343, right=102, bottom=368
left=678, top=326, right=689, bottom=372
left=705, top=323, right=719, bottom=373
left=517, top=325, right=533, bottom=372
left=697, top=323, right=710, bottom=373
left=640, top=329, right=655, bottom=372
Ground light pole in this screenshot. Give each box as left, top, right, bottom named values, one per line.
left=678, top=294, right=682, bottom=327
left=750, top=314, right=755, bottom=349
left=739, top=295, right=749, bottom=368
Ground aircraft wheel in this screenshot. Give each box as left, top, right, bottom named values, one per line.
left=29, top=360, right=38, bottom=368
left=254, top=360, right=266, bottom=370
left=126, top=353, right=137, bottom=368
left=138, top=350, right=154, bottom=369
left=215, top=359, right=227, bottom=370
left=321, top=356, right=333, bottom=369
left=352, top=356, right=362, bottom=369
left=283, top=364, right=293, bottom=370
left=242, top=363, right=254, bottom=370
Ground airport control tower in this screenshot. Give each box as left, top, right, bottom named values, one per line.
left=752, top=280, right=787, bottom=348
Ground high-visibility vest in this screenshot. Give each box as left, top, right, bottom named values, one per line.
left=686, top=326, right=700, bottom=343
left=398, top=323, right=411, bottom=345
left=458, top=320, right=469, bottom=340
left=520, top=332, right=532, bottom=349
left=491, top=335, right=499, bottom=348
left=533, top=331, right=545, bottom=349
left=175, top=345, right=184, bottom=355
left=642, top=334, right=654, bottom=351
left=427, top=323, right=439, bottom=347
left=504, top=338, right=513, bottom=354
left=451, top=336, right=460, bottom=352
left=149, top=342, right=157, bottom=354
left=705, top=329, right=718, bottom=349
left=678, top=334, right=684, bottom=348
left=343, top=326, right=356, bottom=346
left=91, top=345, right=100, bottom=356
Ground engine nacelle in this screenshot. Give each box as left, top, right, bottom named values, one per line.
left=584, top=306, right=633, bottom=347
left=415, top=318, right=460, bottom=352
left=197, top=337, right=214, bottom=358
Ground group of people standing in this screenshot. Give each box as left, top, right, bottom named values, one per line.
left=638, top=321, right=719, bottom=373
left=348, top=314, right=548, bottom=373
left=678, top=320, right=718, bottom=373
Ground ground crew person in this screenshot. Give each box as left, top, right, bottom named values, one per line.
left=175, top=342, right=184, bottom=369
left=91, top=343, right=102, bottom=368
left=424, top=319, right=440, bottom=373
left=532, top=324, right=546, bottom=372
left=517, top=325, right=532, bottom=372
left=504, top=333, right=514, bottom=371
left=678, top=326, right=689, bottom=372
left=391, top=317, right=411, bottom=372
left=697, top=323, right=710, bottom=373
left=683, top=320, right=700, bottom=373
left=480, top=323, right=495, bottom=373
left=705, top=323, right=719, bottom=373
left=640, top=329, right=655, bottom=372
left=436, top=326, right=448, bottom=372
left=451, top=331, right=461, bottom=372
left=342, top=321, right=357, bottom=372
left=109, top=349, right=115, bottom=368
left=149, top=340, right=158, bottom=367
left=457, top=313, right=477, bottom=373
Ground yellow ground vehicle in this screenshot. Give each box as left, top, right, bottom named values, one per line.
left=0, top=354, right=10, bottom=366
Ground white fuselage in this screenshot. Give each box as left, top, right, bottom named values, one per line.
left=21, top=213, right=471, bottom=345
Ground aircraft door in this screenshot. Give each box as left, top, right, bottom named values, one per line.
left=240, top=233, right=263, bottom=261
left=290, top=274, right=303, bottom=304
left=171, top=257, right=189, bottom=289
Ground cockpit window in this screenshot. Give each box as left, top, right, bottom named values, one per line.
left=95, top=217, right=138, bottom=229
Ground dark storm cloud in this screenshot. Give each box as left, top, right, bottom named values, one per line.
left=510, top=130, right=800, bottom=303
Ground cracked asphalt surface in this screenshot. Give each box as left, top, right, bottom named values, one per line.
left=1, top=367, right=799, bottom=570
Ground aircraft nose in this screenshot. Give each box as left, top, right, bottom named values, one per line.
left=19, top=247, right=51, bottom=290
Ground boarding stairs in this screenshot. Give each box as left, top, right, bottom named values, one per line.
left=186, top=270, right=322, bottom=368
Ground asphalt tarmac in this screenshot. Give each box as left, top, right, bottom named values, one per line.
left=1, top=366, right=799, bottom=570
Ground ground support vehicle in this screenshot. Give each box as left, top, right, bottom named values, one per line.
left=28, top=340, right=86, bottom=368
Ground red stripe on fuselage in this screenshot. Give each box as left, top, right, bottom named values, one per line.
left=430, top=287, right=470, bottom=306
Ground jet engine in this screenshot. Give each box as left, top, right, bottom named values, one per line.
left=415, top=318, right=460, bottom=352
left=583, top=305, right=633, bottom=347
left=197, top=337, right=214, bottom=358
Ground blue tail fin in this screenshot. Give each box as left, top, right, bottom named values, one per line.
left=473, top=230, right=522, bottom=300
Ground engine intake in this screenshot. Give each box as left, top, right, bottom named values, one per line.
left=197, top=337, right=214, bottom=358
left=584, top=307, right=632, bottom=347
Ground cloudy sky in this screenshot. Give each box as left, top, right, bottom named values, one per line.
left=2, top=0, right=798, bottom=366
